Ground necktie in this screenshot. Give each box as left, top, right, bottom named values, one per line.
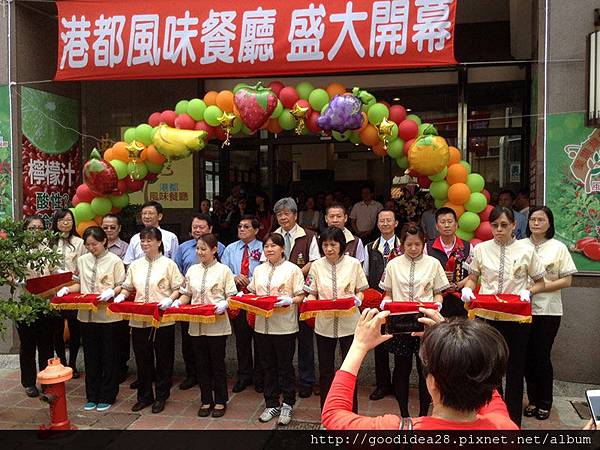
left=241, top=244, right=250, bottom=277
left=284, top=232, right=292, bottom=260
left=383, top=241, right=390, bottom=256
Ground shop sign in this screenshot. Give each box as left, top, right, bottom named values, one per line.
left=546, top=113, right=600, bottom=273
left=55, top=0, right=457, bottom=81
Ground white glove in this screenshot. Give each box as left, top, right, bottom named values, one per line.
left=379, top=299, right=392, bottom=310
left=98, top=288, right=115, bottom=302
left=56, top=286, right=70, bottom=298
left=235, top=291, right=244, bottom=297
left=519, top=289, right=531, bottom=303
left=158, top=297, right=173, bottom=310
left=353, top=295, right=362, bottom=308
left=171, top=299, right=181, bottom=308
left=113, top=293, right=126, bottom=304
left=461, top=287, right=476, bottom=303
left=434, top=302, right=443, bottom=311
left=274, top=295, right=293, bottom=308
left=215, top=300, right=229, bottom=315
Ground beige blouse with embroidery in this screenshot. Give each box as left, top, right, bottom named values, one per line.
left=380, top=254, right=450, bottom=302
left=304, top=255, right=368, bottom=338
left=247, top=260, right=305, bottom=335
left=523, top=238, right=577, bottom=316
left=55, top=236, right=85, bottom=274
left=122, top=255, right=184, bottom=328
left=467, top=239, right=546, bottom=296
left=180, top=261, right=237, bottom=336
left=76, top=251, right=126, bottom=323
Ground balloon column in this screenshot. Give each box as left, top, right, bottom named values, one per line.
left=70, top=80, right=491, bottom=241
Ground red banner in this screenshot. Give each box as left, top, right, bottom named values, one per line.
left=55, top=0, right=457, bottom=81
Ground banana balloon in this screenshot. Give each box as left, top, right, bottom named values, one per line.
left=152, top=124, right=208, bottom=160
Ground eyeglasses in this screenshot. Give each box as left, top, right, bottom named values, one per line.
left=27, top=226, right=44, bottom=231
left=238, top=224, right=252, bottom=229
left=102, top=225, right=118, bottom=230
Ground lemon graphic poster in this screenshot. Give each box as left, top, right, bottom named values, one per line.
left=0, top=85, right=13, bottom=218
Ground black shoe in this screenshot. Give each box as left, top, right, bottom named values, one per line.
left=131, top=400, right=152, bottom=412
left=197, top=404, right=214, bottom=417
left=71, top=369, right=80, bottom=379
left=254, top=384, right=264, bottom=394
left=211, top=404, right=227, bottom=418
left=369, top=387, right=392, bottom=401
left=25, top=386, right=39, bottom=398
left=523, top=405, right=538, bottom=417
left=298, top=385, right=312, bottom=398
left=232, top=380, right=251, bottom=393
left=130, top=380, right=139, bottom=390
left=179, top=378, right=197, bottom=390
left=151, top=400, right=166, bottom=414
left=536, top=408, right=550, bottom=420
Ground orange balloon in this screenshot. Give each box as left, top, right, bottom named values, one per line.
left=204, top=91, right=219, bottom=106
left=267, top=117, right=283, bottom=134
left=326, top=82, right=346, bottom=98
left=359, top=124, right=380, bottom=147
left=372, top=142, right=388, bottom=157
left=448, top=146, right=461, bottom=166
left=446, top=163, right=468, bottom=185
left=76, top=220, right=97, bottom=238
left=358, top=112, right=369, bottom=132
left=145, top=145, right=166, bottom=165
left=444, top=202, right=465, bottom=218
left=111, top=142, right=130, bottom=162
left=93, top=215, right=103, bottom=225
left=103, top=147, right=114, bottom=161
left=447, top=183, right=471, bottom=205
left=216, top=90, right=234, bottom=112
left=139, top=148, right=148, bottom=162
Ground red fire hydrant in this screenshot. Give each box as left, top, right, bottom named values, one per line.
left=37, top=357, right=76, bottom=430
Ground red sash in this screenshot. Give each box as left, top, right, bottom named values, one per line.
left=50, top=293, right=100, bottom=311
left=229, top=294, right=281, bottom=318
left=26, top=272, right=74, bottom=298
left=162, top=304, right=221, bottom=324
left=360, top=288, right=384, bottom=310
left=108, top=301, right=163, bottom=327
left=466, top=294, right=531, bottom=323
left=299, top=298, right=357, bottom=321
left=383, top=301, right=440, bottom=314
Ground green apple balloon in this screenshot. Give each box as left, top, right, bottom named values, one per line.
left=91, top=197, right=112, bottom=216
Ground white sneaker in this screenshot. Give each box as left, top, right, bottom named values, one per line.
left=259, top=406, right=280, bottom=423
left=278, top=403, right=293, bottom=425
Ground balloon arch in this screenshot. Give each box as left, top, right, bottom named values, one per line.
left=71, top=81, right=494, bottom=243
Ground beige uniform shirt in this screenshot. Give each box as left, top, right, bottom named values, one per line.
left=467, top=239, right=546, bottom=295
left=180, top=261, right=237, bottom=336
left=122, top=255, right=184, bottom=328
left=247, top=260, right=305, bottom=335
left=56, top=236, right=85, bottom=274
left=304, top=255, right=368, bottom=338
left=523, top=238, right=577, bottom=316
left=76, top=251, right=126, bottom=323
left=380, top=254, right=450, bottom=302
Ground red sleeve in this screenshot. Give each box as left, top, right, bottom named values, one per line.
left=478, top=390, right=519, bottom=429
left=322, top=370, right=400, bottom=430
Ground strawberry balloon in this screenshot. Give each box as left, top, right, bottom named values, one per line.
left=83, top=148, right=119, bottom=195
left=233, top=82, right=277, bottom=132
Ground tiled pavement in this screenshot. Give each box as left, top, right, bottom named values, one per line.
left=0, top=367, right=592, bottom=430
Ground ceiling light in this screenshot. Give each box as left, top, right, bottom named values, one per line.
left=406, top=108, right=412, bottom=112
left=392, top=97, right=400, bottom=101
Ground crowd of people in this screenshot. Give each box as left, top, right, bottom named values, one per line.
left=14, top=183, right=578, bottom=429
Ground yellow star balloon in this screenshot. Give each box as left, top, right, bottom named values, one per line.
left=126, top=141, right=145, bottom=160
left=218, top=112, right=236, bottom=148
left=376, top=117, right=395, bottom=150
left=290, top=104, right=309, bottom=135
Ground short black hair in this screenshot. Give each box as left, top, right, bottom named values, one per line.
left=400, top=223, right=426, bottom=244
left=435, top=207, right=457, bottom=222
left=319, top=226, right=347, bottom=256
left=139, top=226, right=165, bottom=254
left=377, top=209, right=397, bottom=221
left=263, top=232, right=285, bottom=249
left=83, top=226, right=108, bottom=247
left=497, top=189, right=516, bottom=201
left=141, top=201, right=163, bottom=215
left=325, top=202, right=347, bottom=216
left=197, top=233, right=219, bottom=251
left=192, top=213, right=212, bottom=227
left=419, top=318, right=508, bottom=412
left=526, top=205, right=555, bottom=239
left=489, top=206, right=515, bottom=224
left=240, top=214, right=260, bottom=230
left=102, top=214, right=121, bottom=225
left=24, top=215, right=45, bottom=229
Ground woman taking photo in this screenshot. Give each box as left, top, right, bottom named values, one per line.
left=523, top=206, right=576, bottom=420
left=247, top=233, right=305, bottom=425
left=379, top=224, right=450, bottom=418
left=55, top=226, right=126, bottom=412
left=178, top=233, right=237, bottom=419
left=115, top=227, right=184, bottom=414
left=16, top=216, right=55, bottom=397
left=51, top=208, right=85, bottom=378
left=304, top=226, right=368, bottom=412
left=462, top=206, right=546, bottom=426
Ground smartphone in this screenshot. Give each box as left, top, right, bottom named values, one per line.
left=385, top=312, right=424, bottom=335
left=586, top=390, right=600, bottom=426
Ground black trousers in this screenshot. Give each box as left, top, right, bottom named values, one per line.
left=16, top=316, right=54, bottom=388
left=525, top=315, right=561, bottom=411
left=255, top=332, right=296, bottom=408
left=116, top=320, right=131, bottom=376
left=393, top=352, right=431, bottom=417
left=374, top=343, right=392, bottom=390
left=191, top=335, right=228, bottom=405
left=488, top=319, right=530, bottom=427
left=80, top=321, right=120, bottom=404
left=180, top=322, right=197, bottom=380
left=52, top=311, right=81, bottom=369
left=231, top=311, right=263, bottom=385
left=131, top=325, right=175, bottom=403
left=297, top=320, right=316, bottom=388
left=316, top=333, right=357, bottom=412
